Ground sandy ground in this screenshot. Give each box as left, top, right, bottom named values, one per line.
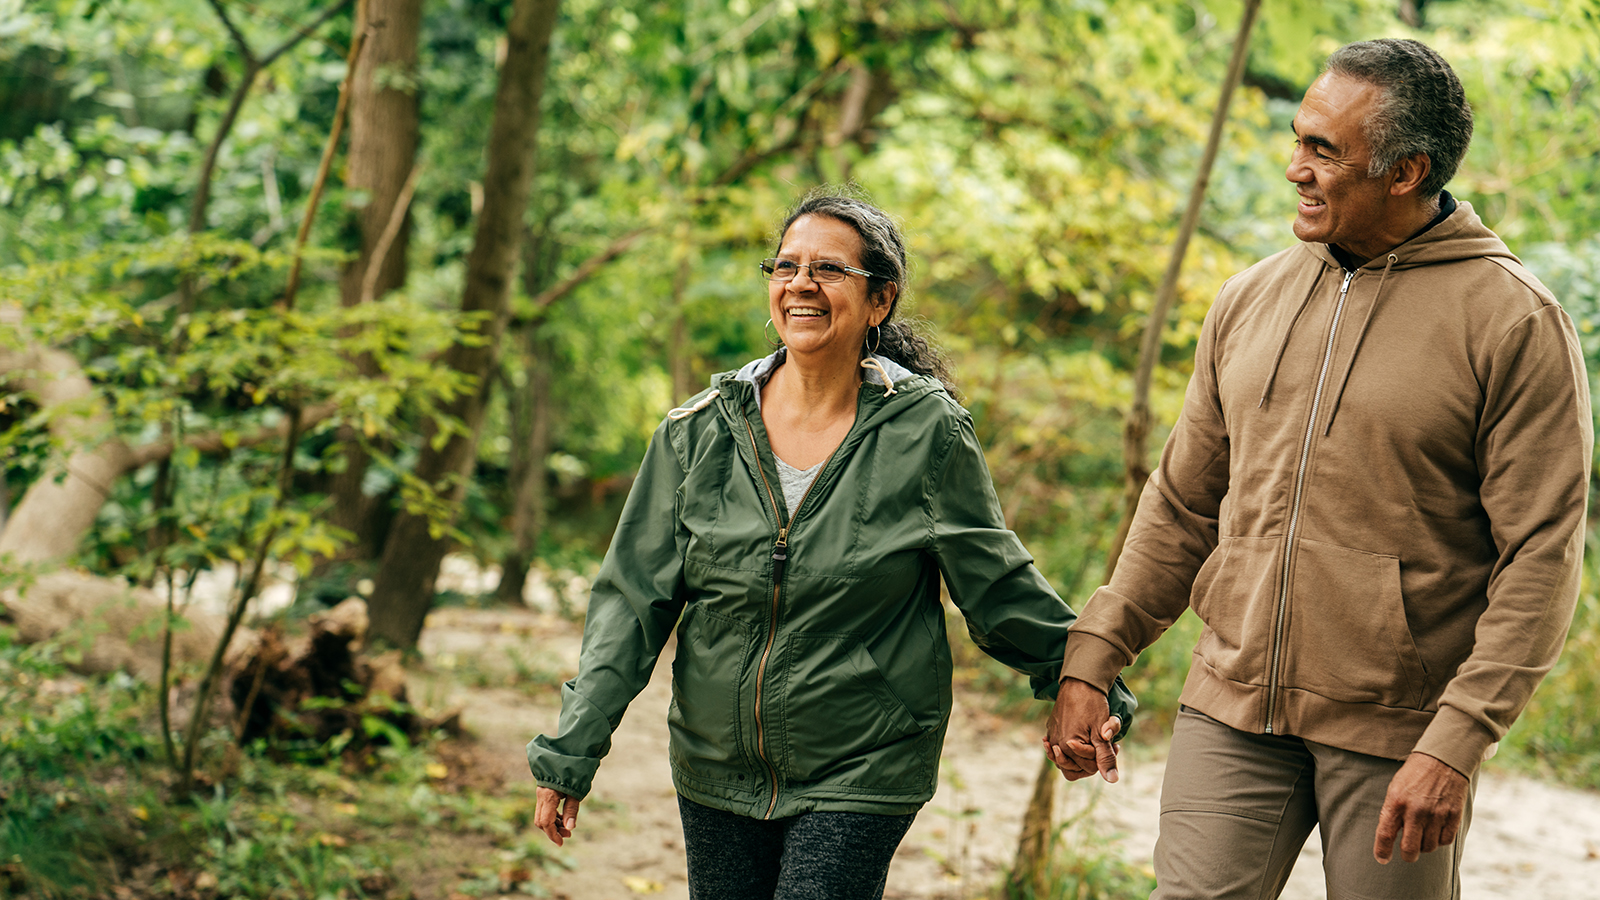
left=418, top=604, right=1600, bottom=900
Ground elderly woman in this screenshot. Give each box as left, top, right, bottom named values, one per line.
left=527, top=190, right=1134, bottom=899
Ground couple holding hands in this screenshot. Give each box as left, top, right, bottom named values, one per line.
left=528, top=39, right=1589, bottom=900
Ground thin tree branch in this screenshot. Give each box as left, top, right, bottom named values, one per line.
left=125, top=401, right=340, bottom=470
left=687, top=0, right=787, bottom=66
left=282, top=0, right=369, bottom=311
left=180, top=404, right=304, bottom=788
left=205, top=0, right=257, bottom=65
left=509, top=228, right=652, bottom=326
left=1105, top=0, right=1262, bottom=580
left=360, top=162, right=424, bottom=304
left=159, top=567, right=179, bottom=768
left=187, top=65, right=261, bottom=240
left=258, top=0, right=356, bottom=69
left=186, top=0, right=354, bottom=313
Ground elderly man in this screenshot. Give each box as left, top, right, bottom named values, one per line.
left=1046, top=38, right=1591, bottom=899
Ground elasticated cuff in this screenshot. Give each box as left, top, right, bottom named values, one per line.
left=1411, top=705, right=1496, bottom=777
left=1059, top=631, right=1127, bottom=695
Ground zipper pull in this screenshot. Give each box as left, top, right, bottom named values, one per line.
left=771, top=529, right=789, bottom=583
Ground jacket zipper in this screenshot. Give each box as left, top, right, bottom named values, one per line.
left=1265, top=268, right=1356, bottom=734
left=742, top=415, right=834, bottom=819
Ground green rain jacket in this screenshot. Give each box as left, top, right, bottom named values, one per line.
left=527, top=353, right=1135, bottom=819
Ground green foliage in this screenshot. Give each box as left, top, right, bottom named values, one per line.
left=1521, top=237, right=1600, bottom=440
left=1117, top=611, right=1204, bottom=739
left=0, top=628, right=154, bottom=898
left=1439, top=1, right=1600, bottom=245
left=0, top=624, right=540, bottom=899
left=3, top=234, right=479, bottom=574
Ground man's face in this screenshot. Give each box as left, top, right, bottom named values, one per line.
left=1287, top=73, right=1399, bottom=261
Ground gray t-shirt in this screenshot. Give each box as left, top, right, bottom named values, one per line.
left=776, top=456, right=823, bottom=516
left=732, top=347, right=912, bottom=516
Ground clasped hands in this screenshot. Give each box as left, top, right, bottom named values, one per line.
left=1043, top=676, right=1123, bottom=783
left=1043, top=679, right=1472, bottom=867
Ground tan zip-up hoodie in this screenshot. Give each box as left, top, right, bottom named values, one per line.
left=1062, top=201, right=1592, bottom=776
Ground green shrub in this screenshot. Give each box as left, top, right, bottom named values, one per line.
left=0, top=627, right=154, bottom=898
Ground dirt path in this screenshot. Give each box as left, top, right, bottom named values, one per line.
left=417, top=605, right=1600, bottom=900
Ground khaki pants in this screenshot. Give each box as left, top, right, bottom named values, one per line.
left=1153, top=707, right=1474, bottom=900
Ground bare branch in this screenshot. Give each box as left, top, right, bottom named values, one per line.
left=688, top=0, right=787, bottom=66
left=283, top=0, right=369, bottom=310
left=259, top=0, right=357, bottom=69
left=125, top=401, right=340, bottom=470
left=521, top=227, right=652, bottom=320
left=706, top=60, right=846, bottom=189
left=187, top=68, right=261, bottom=241
left=360, top=162, right=425, bottom=304
left=205, top=0, right=257, bottom=64
left=1106, top=0, right=1263, bottom=579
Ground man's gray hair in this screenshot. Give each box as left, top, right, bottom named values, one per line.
left=1324, top=39, right=1473, bottom=198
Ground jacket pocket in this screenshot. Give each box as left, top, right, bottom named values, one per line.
left=668, top=604, right=756, bottom=785
left=779, top=634, right=926, bottom=786
left=1189, top=535, right=1281, bottom=685
left=1284, top=538, right=1427, bottom=708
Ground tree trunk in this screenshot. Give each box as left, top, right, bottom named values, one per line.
left=365, top=0, right=562, bottom=649
left=328, top=0, right=424, bottom=559
left=494, top=224, right=559, bottom=606
left=1007, top=0, right=1263, bottom=890
left=495, top=323, right=554, bottom=606
left=337, top=0, right=421, bottom=310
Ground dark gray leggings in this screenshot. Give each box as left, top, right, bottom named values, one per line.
left=677, top=796, right=917, bottom=900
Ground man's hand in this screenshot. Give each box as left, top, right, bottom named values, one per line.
left=535, top=786, right=581, bottom=846
left=1044, top=677, right=1121, bottom=783
left=1373, top=752, right=1469, bottom=864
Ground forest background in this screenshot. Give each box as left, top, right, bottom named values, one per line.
left=2, top=0, right=1599, bottom=897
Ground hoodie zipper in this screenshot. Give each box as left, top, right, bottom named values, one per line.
left=1265, top=268, right=1356, bottom=734
left=742, top=415, right=835, bottom=819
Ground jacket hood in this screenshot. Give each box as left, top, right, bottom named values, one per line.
left=705, top=349, right=948, bottom=434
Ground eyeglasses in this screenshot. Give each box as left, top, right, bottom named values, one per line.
left=759, top=258, right=881, bottom=284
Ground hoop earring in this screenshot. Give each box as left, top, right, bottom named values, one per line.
left=864, top=324, right=882, bottom=355
left=765, top=318, right=782, bottom=346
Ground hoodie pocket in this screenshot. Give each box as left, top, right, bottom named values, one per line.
left=779, top=634, right=926, bottom=785
left=1283, top=538, right=1427, bottom=709
left=1189, top=535, right=1282, bottom=685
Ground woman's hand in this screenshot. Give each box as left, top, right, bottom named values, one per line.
left=534, top=786, right=581, bottom=846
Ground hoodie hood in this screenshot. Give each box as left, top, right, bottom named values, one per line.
left=1300, top=198, right=1519, bottom=273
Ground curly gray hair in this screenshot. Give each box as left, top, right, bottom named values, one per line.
left=1324, top=39, right=1473, bottom=198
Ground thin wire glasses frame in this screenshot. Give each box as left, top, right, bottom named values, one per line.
left=759, top=258, right=883, bottom=283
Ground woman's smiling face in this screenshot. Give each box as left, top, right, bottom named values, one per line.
left=769, top=214, right=890, bottom=362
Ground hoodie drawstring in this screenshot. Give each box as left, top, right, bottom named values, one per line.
left=1257, top=267, right=1327, bottom=408
left=667, top=389, right=720, bottom=420
left=860, top=357, right=897, bottom=396
left=1321, top=253, right=1398, bottom=435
